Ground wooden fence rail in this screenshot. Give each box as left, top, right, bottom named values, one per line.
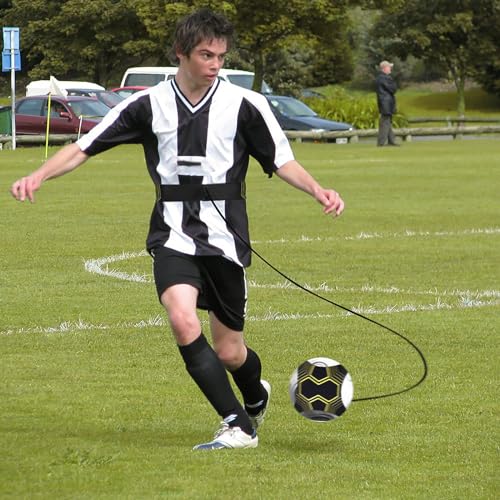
left=407, top=117, right=500, bottom=126
left=285, top=125, right=500, bottom=143
left=1, top=125, right=500, bottom=149
left=0, top=134, right=78, bottom=149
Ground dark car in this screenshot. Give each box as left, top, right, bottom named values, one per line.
left=66, top=89, right=124, bottom=108
left=110, top=86, right=148, bottom=99
left=300, top=88, right=325, bottom=98
left=264, top=94, right=353, bottom=133
left=15, top=95, right=109, bottom=135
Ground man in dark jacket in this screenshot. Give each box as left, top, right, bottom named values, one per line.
left=375, top=60, right=399, bottom=146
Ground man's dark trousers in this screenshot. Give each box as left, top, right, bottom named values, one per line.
left=377, top=114, right=396, bottom=146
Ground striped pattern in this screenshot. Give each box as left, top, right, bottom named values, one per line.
left=77, top=79, right=294, bottom=267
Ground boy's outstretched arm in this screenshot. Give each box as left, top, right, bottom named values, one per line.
left=10, top=143, right=89, bottom=203
left=276, top=160, right=345, bottom=217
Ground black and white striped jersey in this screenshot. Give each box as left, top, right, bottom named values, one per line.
left=77, top=79, right=294, bottom=267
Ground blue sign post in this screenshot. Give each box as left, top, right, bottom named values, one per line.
left=2, top=27, right=21, bottom=70
left=2, top=27, right=21, bottom=149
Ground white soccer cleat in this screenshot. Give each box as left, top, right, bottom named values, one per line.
left=192, top=422, right=258, bottom=451
left=248, top=379, right=271, bottom=429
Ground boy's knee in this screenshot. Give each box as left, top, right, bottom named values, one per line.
left=167, top=308, right=201, bottom=344
left=214, top=342, right=247, bottom=370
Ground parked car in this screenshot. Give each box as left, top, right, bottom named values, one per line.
left=120, top=67, right=273, bottom=93
left=110, top=86, right=148, bottom=99
left=25, top=79, right=105, bottom=96
left=15, top=95, right=110, bottom=135
left=66, top=89, right=124, bottom=108
left=264, top=94, right=353, bottom=135
left=301, top=88, right=325, bottom=98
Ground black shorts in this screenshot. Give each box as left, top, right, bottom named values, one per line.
left=152, top=246, right=247, bottom=331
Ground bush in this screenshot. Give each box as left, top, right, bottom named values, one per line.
left=303, top=87, right=408, bottom=129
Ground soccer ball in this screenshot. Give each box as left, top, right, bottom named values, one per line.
left=289, top=357, right=354, bottom=421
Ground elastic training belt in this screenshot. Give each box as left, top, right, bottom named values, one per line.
left=159, top=182, right=246, bottom=202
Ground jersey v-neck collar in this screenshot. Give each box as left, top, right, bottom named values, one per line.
left=170, top=78, right=220, bottom=113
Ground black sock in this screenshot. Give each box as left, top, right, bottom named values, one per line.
left=230, top=348, right=268, bottom=415
left=178, top=334, right=253, bottom=435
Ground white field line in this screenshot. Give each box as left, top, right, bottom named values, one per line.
left=251, top=227, right=500, bottom=245
left=82, top=252, right=500, bottom=301
left=82, top=226, right=500, bottom=284
left=1, top=297, right=498, bottom=336
left=248, top=281, right=500, bottom=300
left=83, top=250, right=150, bottom=283
left=82, top=253, right=500, bottom=301
left=4, top=226, right=496, bottom=336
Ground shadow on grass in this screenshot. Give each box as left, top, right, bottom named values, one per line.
left=52, top=420, right=347, bottom=455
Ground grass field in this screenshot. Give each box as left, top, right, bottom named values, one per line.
left=1, top=139, right=499, bottom=499
left=395, top=85, right=500, bottom=118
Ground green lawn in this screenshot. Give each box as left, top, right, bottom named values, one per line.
left=396, top=85, right=500, bottom=118
left=1, top=139, right=499, bottom=498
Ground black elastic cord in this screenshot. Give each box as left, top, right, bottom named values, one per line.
left=205, top=189, right=428, bottom=402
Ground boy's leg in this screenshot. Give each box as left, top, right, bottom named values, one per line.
left=210, top=314, right=270, bottom=427
left=152, top=249, right=254, bottom=448
left=230, top=348, right=271, bottom=428
left=161, top=284, right=253, bottom=436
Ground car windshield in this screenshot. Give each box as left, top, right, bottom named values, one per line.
left=271, top=98, right=317, bottom=117
left=116, top=89, right=137, bottom=98
left=69, top=90, right=123, bottom=108
left=67, top=99, right=109, bottom=118
left=226, top=74, right=273, bottom=94
left=125, top=74, right=166, bottom=86
left=96, top=92, right=123, bottom=108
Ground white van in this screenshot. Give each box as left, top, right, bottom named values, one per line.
left=26, top=80, right=105, bottom=97
left=120, top=67, right=272, bottom=93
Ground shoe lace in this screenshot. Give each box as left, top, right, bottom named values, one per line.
left=214, top=421, right=231, bottom=438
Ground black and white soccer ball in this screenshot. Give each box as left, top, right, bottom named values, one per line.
left=289, top=357, right=354, bottom=422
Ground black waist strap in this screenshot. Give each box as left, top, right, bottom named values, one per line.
left=159, top=182, right=246, bottom=202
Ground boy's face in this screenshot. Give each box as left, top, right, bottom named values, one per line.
left=177, top=37, right=227, bottom=88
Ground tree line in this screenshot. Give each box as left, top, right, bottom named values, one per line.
left=1, top=0, right=498, bottom=114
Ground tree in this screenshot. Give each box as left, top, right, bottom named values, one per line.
left=263, top=36, right=317, bottom=96
left=133, top=0, right=353, bottom=92
left=231, top=0, right=353, bottom=91
left=371, top=0, right=498, bottom=115
left=133, top=0, right=298, bottom=90
left=0, top=0, right=154, bottom=86
left=2, top=1, right=355, bottom=92
left=131, top=0, right=236, bottom=64
left=470, top=0, right=500, bottom=97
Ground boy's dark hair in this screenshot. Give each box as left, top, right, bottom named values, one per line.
left=170, top=8, right=234, bottom=64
